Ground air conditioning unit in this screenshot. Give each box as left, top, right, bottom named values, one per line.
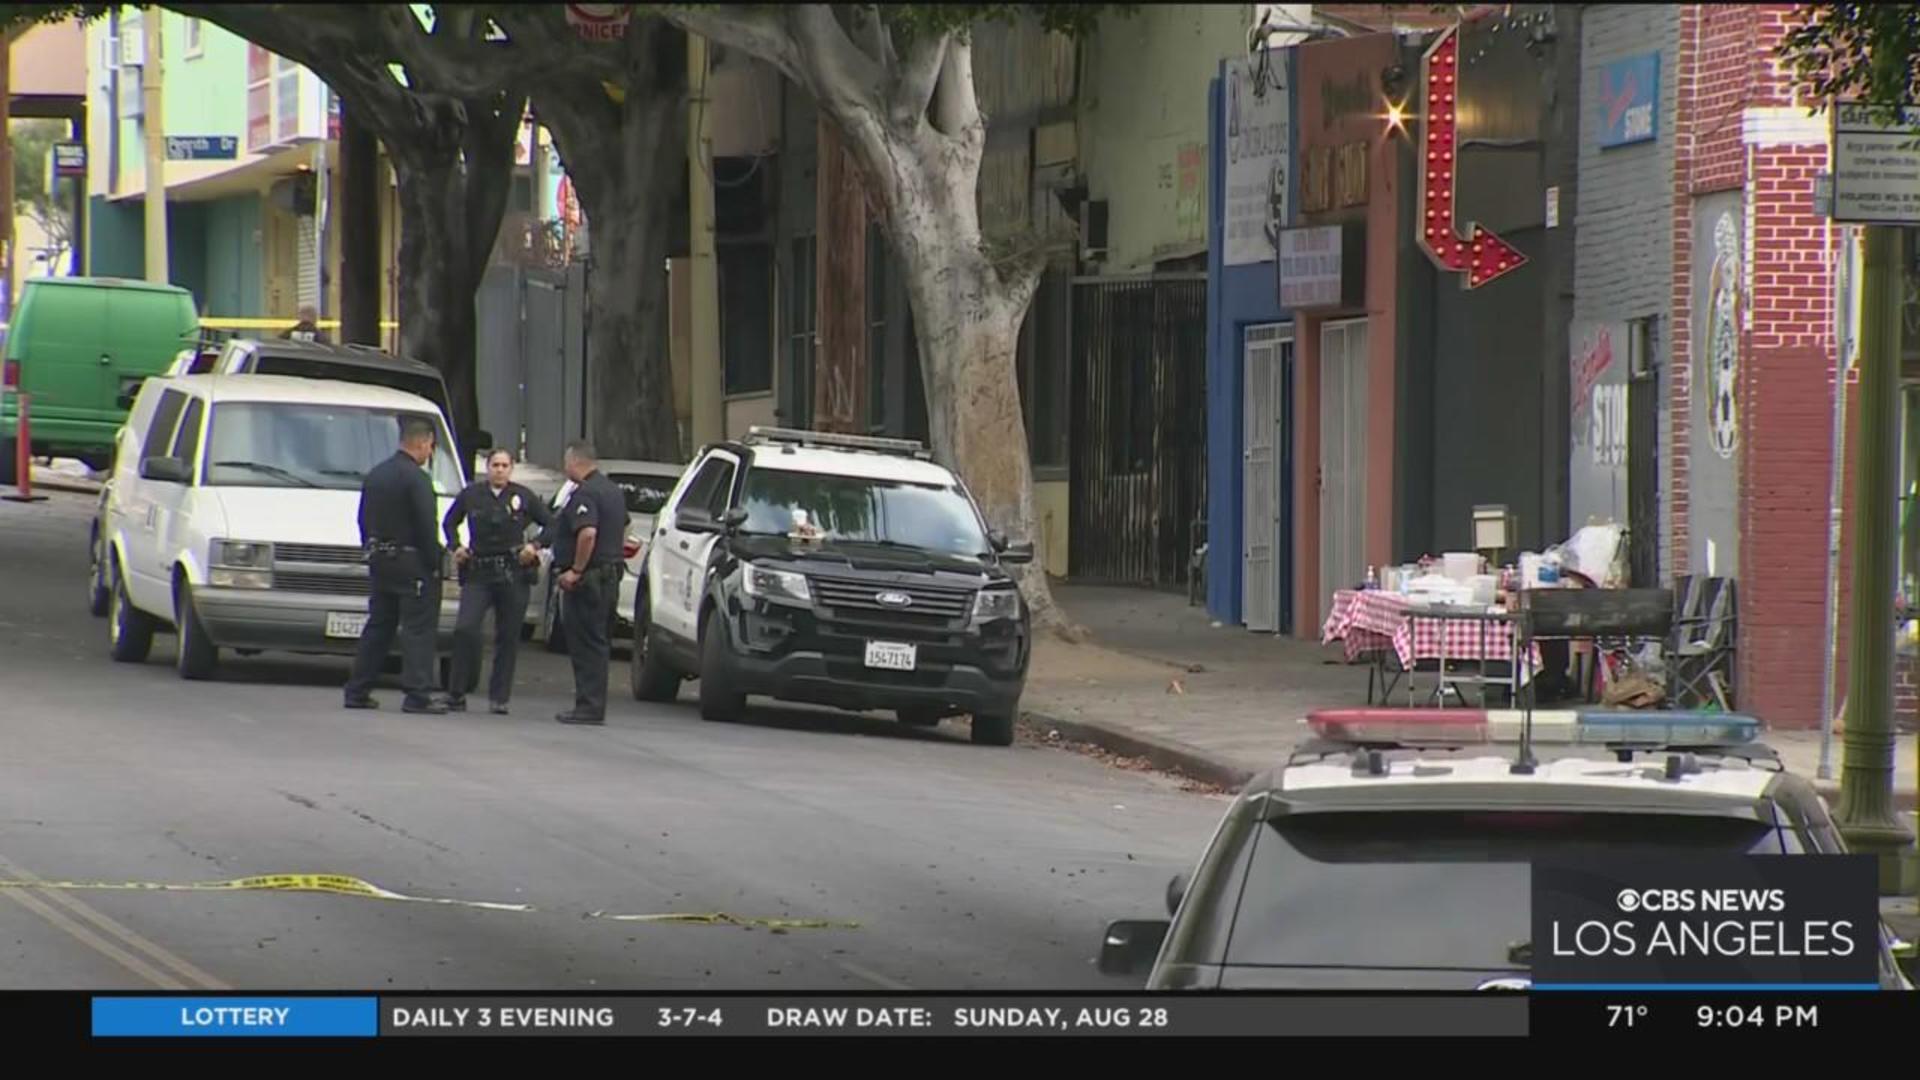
left=120, top=29, right=145, bottom=68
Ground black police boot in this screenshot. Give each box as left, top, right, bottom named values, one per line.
left=489, top=701, right=510, bottom=715
left=444, top=695, right=468, bottom=713
left=343, top=695, right=379, bottom=710
left=554, top=711, right=605, bottom=726
left=403, top=696, right=449, bottom=715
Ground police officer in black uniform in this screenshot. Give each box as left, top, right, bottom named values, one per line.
left=344, top=415, right=447, bottom=714
left=442, top=449, right=550, bottom=714
left=549, top=439, right=630, bottom=726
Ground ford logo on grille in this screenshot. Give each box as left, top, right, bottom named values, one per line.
left=875, top=590, right=914, bottom=608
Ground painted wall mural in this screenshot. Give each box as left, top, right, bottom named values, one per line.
left=1704, top=210, right=1742, bottom=459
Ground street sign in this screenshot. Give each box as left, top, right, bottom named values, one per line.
left=1830, top=101, right=1920, bottom=225
left=565, top=4, right=632, bottom=41
left=166, top=135, right=240, bottom=161
left=52, top=142, right=87, bottom=178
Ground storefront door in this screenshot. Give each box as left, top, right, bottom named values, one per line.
left=1319, top=318, right=1368, bottom=628
left=1243, top=323, right=1292, bottom=632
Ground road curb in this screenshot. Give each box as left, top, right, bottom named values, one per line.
left=1020, top=709, right=1258, bottom=791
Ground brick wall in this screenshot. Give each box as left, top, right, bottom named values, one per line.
left=1900, top=653, right=1920, bottom=734
left=1668, top=5, right=1698, bottom=574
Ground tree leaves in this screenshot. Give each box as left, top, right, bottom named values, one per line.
left=1778, top=4, right=1920, bottom=123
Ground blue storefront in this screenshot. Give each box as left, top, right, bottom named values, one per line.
left=1205, top=49, right=1297, bottom=631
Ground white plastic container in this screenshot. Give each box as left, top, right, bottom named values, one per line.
left=1519, top=552, right=1544, bottom=589
left=1469, top=574, right=1499, bottom=606
left=1443, top=552, right=1480, bottom=583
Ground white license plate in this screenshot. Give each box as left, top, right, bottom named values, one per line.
left=864, top=640, right=918, bottom=671
left=325, top=611, right=369, bottom=639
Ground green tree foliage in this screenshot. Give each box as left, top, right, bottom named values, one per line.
left=9, top=118, right=75, bottom=265
left=1779, top=4, right=1920, bottom=118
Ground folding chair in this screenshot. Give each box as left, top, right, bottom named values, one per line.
left=1669, top=576, right=1737, bottom=709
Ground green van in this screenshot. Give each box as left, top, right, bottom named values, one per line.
left=2, top=277, right=200, bottom=485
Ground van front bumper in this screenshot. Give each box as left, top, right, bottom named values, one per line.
left=194, top=586, right=460, bottom=654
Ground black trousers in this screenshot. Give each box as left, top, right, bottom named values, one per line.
left=449, top=565, right=531, bottom=704
left=345, top=571, right=442, bottom=704
left=561, top=565, right=620, bottom=719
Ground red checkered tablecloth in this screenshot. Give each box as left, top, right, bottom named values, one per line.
left=1322, top=589, right=1539, bottom=671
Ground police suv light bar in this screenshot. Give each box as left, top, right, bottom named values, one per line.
left=1304, top=708, right=1761, bottom=749
left=745, top=426, right=931, bottom=459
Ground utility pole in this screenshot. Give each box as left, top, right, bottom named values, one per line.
left=1833, top=223, right=1917, bottom=891
left=687, top=32, right=723, bottom=448
left=140, top=10, right=167, bottom=284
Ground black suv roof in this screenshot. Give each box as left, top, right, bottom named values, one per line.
left=231, top=338, right=442, bottom=378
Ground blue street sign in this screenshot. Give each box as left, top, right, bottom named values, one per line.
left=165, top=135, right=240, bottom=161
left=1597, top=53, right=1660, bottom=148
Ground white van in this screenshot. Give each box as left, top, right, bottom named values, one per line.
left=98, top=373, right=463, bottom=679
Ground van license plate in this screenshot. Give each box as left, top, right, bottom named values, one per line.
left=864, top=641, right=917, bottom=671
left=325, top=612, right=369, bottom=639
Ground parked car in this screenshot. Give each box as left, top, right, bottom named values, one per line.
left=94, top=373, right=464, bottom=679
left=2, top=277, right=200, bottom=485
left=628, top=427, right=1033, bottom=745
left=533, top=459, right=683, bottom=651
left=211, top=338, right=488, bottom=475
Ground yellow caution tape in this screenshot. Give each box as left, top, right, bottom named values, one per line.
left=0, top=873, right=532, bottom=913
left=586, top=911, right=860, bottom=930
left=0, top=874, right=857, bottom=929
left=199, top=318, right=400, bottom=331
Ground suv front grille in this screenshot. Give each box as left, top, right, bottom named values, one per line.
left=808, top=576, right=975, bottom=622
left=274, top=571, right=370, bottom=596
left=275, top=543, right=366, bottom=565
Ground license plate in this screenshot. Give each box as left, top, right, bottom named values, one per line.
left=864, top=640, right=918, bottom=671
left=325, top=611, right=369, bottom=639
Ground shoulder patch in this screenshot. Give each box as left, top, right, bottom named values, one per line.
left=576, top=504, right=590, bottom=515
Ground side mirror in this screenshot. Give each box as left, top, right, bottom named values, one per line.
left=635, top=487, right=670, bottom=515
left=676, top=507, right=720, bottom=534
left=1165, top=872, right=1189, bottom=917
left=720, top=507, right=749, bottom=531
left=140, top=456, right=192, bottom=484
left=999, top=541, right=1036, bottom=566
left=1098, top=919, right=1170, bottom=977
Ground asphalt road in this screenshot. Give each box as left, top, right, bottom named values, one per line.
left=0, top=492, right=1224, bottom=991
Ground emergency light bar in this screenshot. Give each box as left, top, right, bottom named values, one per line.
left=1305, top=708, right=1762, bottom=749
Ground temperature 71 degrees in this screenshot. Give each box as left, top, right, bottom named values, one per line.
left=1606, top=1005, right=1649, bottom=1028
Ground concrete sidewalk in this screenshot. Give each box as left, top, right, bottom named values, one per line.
left=1023, top=583, right=1919, bottom=812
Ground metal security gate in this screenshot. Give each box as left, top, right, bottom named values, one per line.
left=476, top=261, right=587, bottom=468
left=1243, top=323, right=1293, bottom=632
left=1318, top=318, right=1368, bottom=627
left=1069, top=274, right=1208, bottom=586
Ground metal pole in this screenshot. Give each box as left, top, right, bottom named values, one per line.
left=687, top=33, right=723, bottom=447
left=1819, top=226, right=1858, bottom=780
left=1833, top=225, right=1917, bottom=885
left=140, top=11, right=167, bottom=284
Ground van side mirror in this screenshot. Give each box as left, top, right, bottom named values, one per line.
left=1165, top=872, right=1189, bottom=916
left=1000, top=541, right=1036, bottom=565
left=720, top=507, right=749, bottom=530
left=1098, top=919, right=1170, bottom=977
left=140, top=456, right=192, bottom=484
left=676, top=507, right=720, bottom=534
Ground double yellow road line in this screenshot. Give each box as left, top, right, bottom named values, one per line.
left=0, top=855, right=225, bottom=990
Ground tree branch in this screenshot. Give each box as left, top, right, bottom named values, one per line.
left=931, top=32, right=981, bottom=141
left=660, top=5, right=806, bottom=89
left=890, top=29, right=948, bottom=127
left=850, top=3, right=894, bottom=69
left=789, top=5, right=884, bottom=110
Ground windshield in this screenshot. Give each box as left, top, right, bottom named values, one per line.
left=202, top=402, right=464, bottom=495
left=738, top=467, right=991, bottom=556
left=1226, top=812, right=1786, bottom=971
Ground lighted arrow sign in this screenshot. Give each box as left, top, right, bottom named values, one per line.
left=1416, top=25, right=1527, bottom=289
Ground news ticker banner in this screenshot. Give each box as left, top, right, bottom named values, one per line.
left=67, top=992, right=1913, bottom=1039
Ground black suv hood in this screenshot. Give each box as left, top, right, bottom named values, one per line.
left=726, top=534, right=1010, bottom=584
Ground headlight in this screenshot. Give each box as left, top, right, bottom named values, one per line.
left=740, top=562, right=811, bottom=606
left=209, top=568, right=273, bottom=589
left=210, top=539, right=273, bottom=568
left=972, top=587, right=1021, bottom=623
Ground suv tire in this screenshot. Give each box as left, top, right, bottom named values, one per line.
left=969, top=711, right=1016, bottom=747
left=174, top=581, right=219, bottom=680
left=698, top=611, right=746, bottom=723
left=87, top=524, right=111, bottom=617
left=630, top=595, right=680, bottom=702
left=108, top=562, right=156, bottom=663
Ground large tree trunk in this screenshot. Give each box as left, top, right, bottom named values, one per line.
left=336, top=104, right=382, bottom=346
left=391, top=155, right=480, bottom=439
left=530, top=24, right=684, bottom=462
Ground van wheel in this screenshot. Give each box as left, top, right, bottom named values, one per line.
left=630, top=596, right=680, bottom=702
left=108, top=564, right=155, bottom=663
left=969, top=711, right=1016, bottom=747
left=697, top=612, right=745, bottom=723
left=173, top=582, right=219, bottom=680
left=87, top=526, right=111, bottom=617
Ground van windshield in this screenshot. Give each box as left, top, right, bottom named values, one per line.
left=202, top=403, right=463, bottom=495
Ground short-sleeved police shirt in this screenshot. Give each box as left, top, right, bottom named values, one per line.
left=555, top=469, right=630, bottom=569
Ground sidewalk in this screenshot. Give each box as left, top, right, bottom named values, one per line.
left=1024, top=583, right=1919, bottom=812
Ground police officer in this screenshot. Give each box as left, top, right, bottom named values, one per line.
left=442, top=449, right=549, bottom=714
left=549, top=439, right=629, bottom=726
left=344, top=416, right=446, bottom=714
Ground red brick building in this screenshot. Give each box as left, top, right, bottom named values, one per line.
left=1668, top=4, right=1911, bottom=732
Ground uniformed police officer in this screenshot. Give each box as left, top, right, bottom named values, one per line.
left=344, top=416, right=446, bottom=714
left=442, top=449, right=550, bottom=714
left=549, top=439, right=630, bottom=726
